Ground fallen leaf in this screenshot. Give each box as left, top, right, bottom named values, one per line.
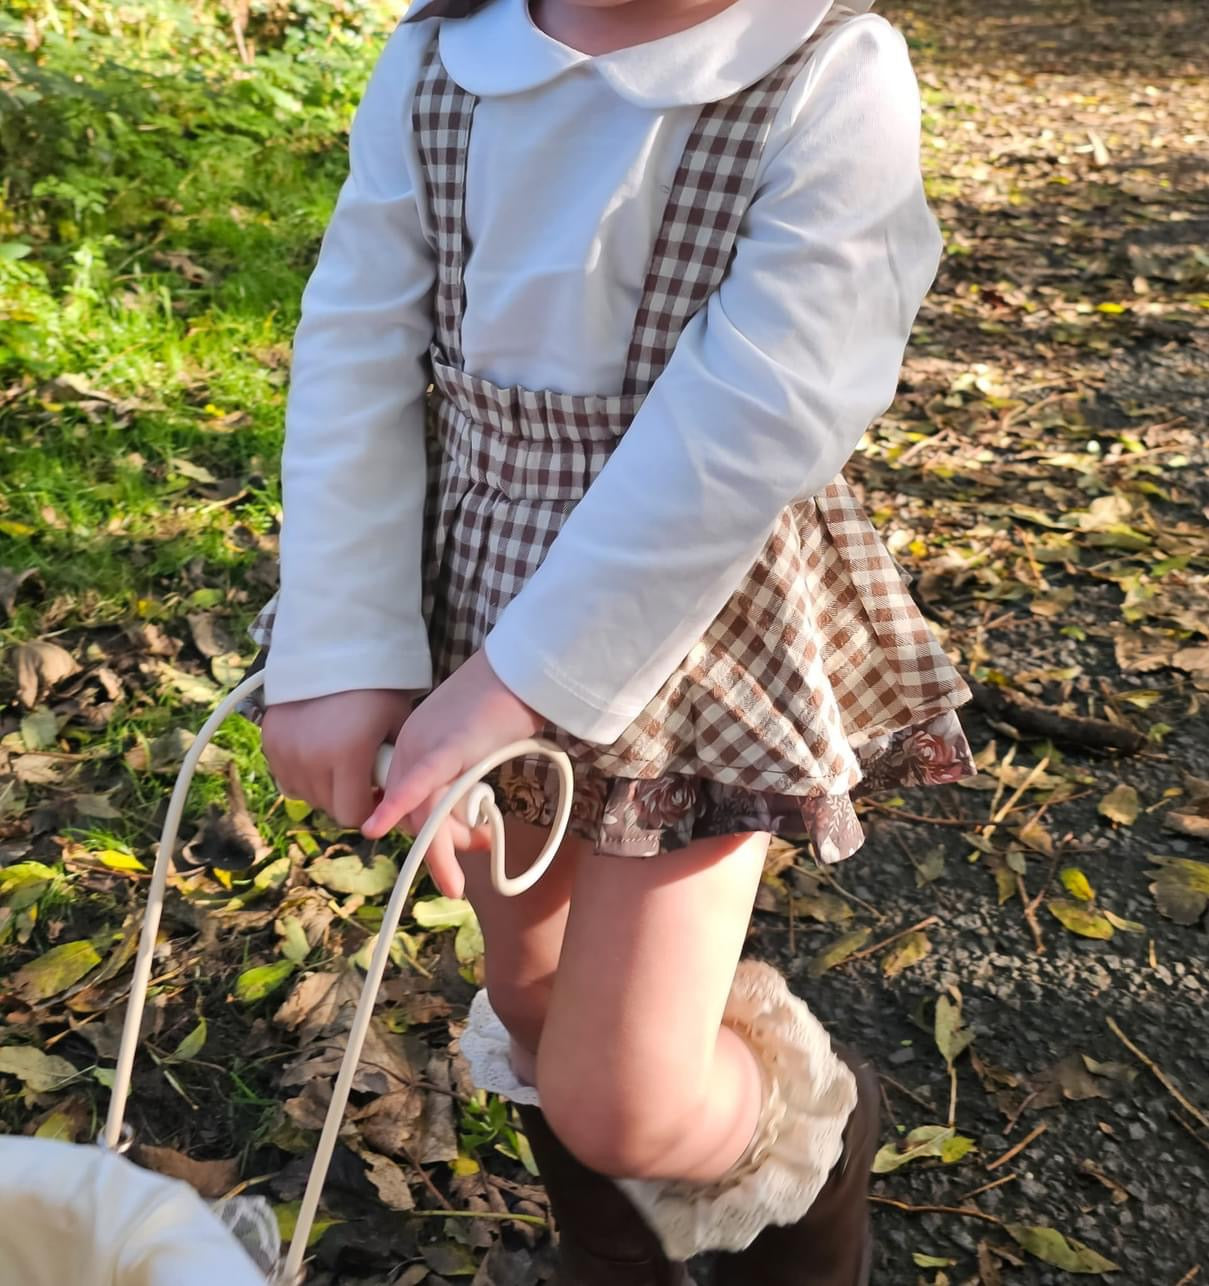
left=136, top=1144, right=239, bottom=1199
left=935, top=991, right=975, bottom=1066
left=273, top=1201, right=343, bottom=1249
left=1101, top=909, right=1145, bottom=934
left=914, top=1254, right=957, bottom=1269
left=11, top=640, right=80, bottom=709
left=73, top=793, right=122, bottom=820
left=356, top=1147, right=415, bottom=1211
left=413, top=896, right=484, bottom=964
left=0, top=1046, right=78, bottom=1092
left=148, top=659, right=220, bottom=705
left=167, top=1018, right=208, bottom=1063
left=1048, top=899, right=1114, bottom=940
left=125, top=727, right=233, bottom=775
left=792, top=891, right=854, bottom=923
left=882, top=930, right=932, bottom=979
left=807, top=928, right=872, bottom=976
left=1005, top=1224, right=1118, bottom=1274
left=14, top=939, right=103, bottom=1001
left=186, top=611, right=238, bottom=659
left=872, top=1124, right=976, bottom=1173
left=181, top=763, right=270, bottom=870
left=914, top=847, right=946, bottom=885
left=20, top=707, right=58, bottom=751
left=1098, top=784, right=1139, bottom=826
left=0, top=565, right=38, bottom=620
left=1060, top=867, right=1095, bottom=902
left=309, top=852, right=398, bottom=897
left=235, top=960, right=296, bottom=1004
left=352, top=1086, right=424, bottom=1157
left=1148, top=857, right=1209, bottom=925
left=94, top=848, right=146, bottom=872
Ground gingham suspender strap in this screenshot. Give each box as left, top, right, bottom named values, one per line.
left=411, top=33, right=816, bottom=387
left=412, top=37, right=477, bottom=370
left=620, top=44, right=816, bottom=396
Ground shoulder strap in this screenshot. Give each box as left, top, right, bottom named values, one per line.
left=404, top=0, right=493, bottom=23
left=622, top=22, right=849, bottom=396
left=411, top=34, right=478, bottom=368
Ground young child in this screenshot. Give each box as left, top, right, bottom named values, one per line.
left=255, top=0, right=974, bottom=1280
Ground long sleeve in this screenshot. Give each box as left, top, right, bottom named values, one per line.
left=263, top=24, right=437, bottom=707
left=484, top=18, right=943, bottom=743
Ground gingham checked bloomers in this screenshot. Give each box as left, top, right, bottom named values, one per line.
left=252, top=19, right=973, bottom=862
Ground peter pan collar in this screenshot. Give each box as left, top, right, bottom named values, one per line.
left=420, top=0, right=872, bottom=108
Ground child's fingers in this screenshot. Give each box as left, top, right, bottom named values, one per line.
left=330, top=758, right=378, bottom=830
left=407, top=793, right=476, bottom=853
left=363, top=744, right=462, bottom=839
left=425, top=822, right=465, bottom=899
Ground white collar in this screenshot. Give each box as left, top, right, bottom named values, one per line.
left=437, top=0, right=868, bottom=108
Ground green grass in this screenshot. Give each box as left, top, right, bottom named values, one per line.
left=1, top=0, right=394, bottom=637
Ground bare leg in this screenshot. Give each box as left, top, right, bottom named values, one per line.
left=536, top=832, right=769, bottom=1183
left=459, top=817, right=589, bottom=1081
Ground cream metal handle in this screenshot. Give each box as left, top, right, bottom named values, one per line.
left=102, top=670, right=574, bottom=1283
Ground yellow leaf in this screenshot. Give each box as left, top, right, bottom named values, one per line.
left=882, top=930, right=931, bottom=979
left=1060, top=867, right=1095, bottom=902
left=94, top=849, right=146, bottom=872
left=1048, top=899, right=1114, bottom=940
left=807, top=928, right=872, bottom=977
left=14, top=940, right=102, bottom=1001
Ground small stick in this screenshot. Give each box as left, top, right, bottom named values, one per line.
left=864, top=800, right=976, bottom=828
left=880, top=1074, right=934, bottom=1112
left=1173, top=1112, right=1209, bottom=1156
left=405, top=1209, right=546, bottom=1228
left=867, top=1195, right=1002, bottom=1226
left=1173, top=1269, right=1200, bottom=1286
left=1003, top=1088, right=1040, bottom=1134
left=1107, top=1017, right=1209, bottom=1134
left=948, top=1063, right=958, bottom=1129
left=986, top=1122, right=1046, bottom=1171
left=1016, top=873, right=1046, bottom=955
left=845, top=916, right=940, bottom=963
left=400, top=1143, right=454, bottom=1212
left=879, top=1081, right=901, bottom=1134
left=960, top=1172, right=1018, bottom=1202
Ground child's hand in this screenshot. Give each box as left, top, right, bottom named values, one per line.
left=363, top=650, right=542, bottom=898
left=262, top=689, right=414, bottom=829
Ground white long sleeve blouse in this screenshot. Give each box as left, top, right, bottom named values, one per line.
left=264, top=0, right=943, bottom=744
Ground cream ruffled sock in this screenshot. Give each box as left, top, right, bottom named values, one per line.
left=458, top=963, right=858, bottom=1260
left=617, top=961, right=857, bottom=1259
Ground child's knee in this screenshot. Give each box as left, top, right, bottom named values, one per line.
left=537, top=1049, right=701, bottom=1179
left=485, top=977, right=548, bottom=1055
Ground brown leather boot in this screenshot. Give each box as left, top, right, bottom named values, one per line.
left=713, top=1047, right=880, bottom=1286
left=516, top=1106, right=694, bottom=1285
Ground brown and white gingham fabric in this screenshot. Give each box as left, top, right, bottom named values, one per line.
left=252, top=11, right=972, bottom=851
left=411, top=28, right=970, bottom=796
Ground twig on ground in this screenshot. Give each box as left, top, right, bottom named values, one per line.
left=1107, top=1017, right=1209, bottom=1136
left=400, top=1143, right=454, bottom=1212
left=1173, top=1268, right=1201, bottom=1286
left=406, top=1209, right=547, bottom=1228
left=1003, top=1089, right=1040, bottom=1135
left=844, top=916, right=940, bottom=964
left=868, top=1195, right=1002, bottom=1226
left=986, top=1123, right=1047, bottom=1171
left=864, top=800, right=977, bottom=827
left=960, top=1172, right=1018, bottom=1202
left=879, top=1081, right=901, bottom=1134
left=1016, top=873, right=1046, bottom=955
left=967, top=681, right=1147, bottom=754
left=879, top=1074, right=934, bottom=1113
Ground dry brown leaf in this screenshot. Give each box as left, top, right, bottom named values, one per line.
left=136, top=1144, right=239, bottom=1199
left=187, top=611, right=238, bottom=659
left=11, top=640, right=80, bottom=709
